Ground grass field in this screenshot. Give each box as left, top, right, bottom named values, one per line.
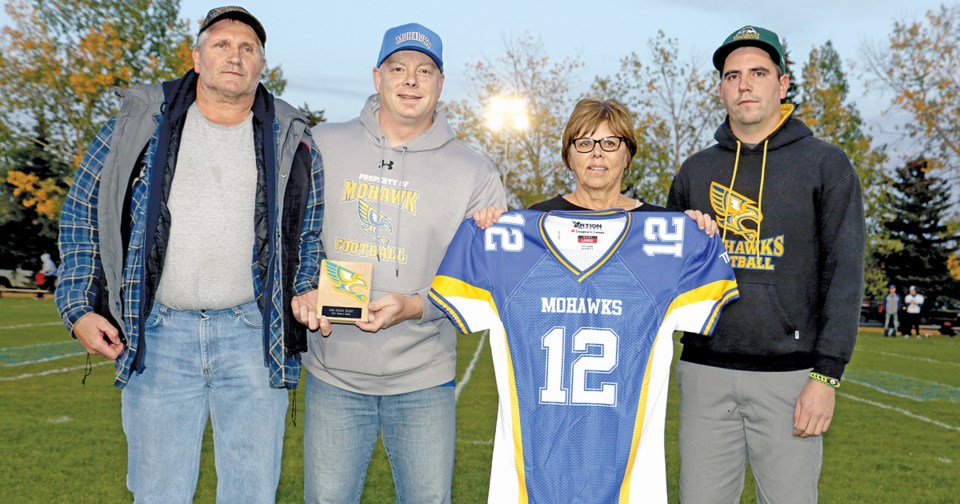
left=1, top=297, right=958, bottom=503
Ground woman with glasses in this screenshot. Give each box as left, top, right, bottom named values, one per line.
left=531, top=98, right=658, bottom=211
left=474, top=98, right=715, bottom=229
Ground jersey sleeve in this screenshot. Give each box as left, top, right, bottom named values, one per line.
left=429, top=219, right=498, bottom=334
left=668, top=232, right=739, bottom=335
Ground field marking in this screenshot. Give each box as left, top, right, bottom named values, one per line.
left=1, top=340, right=86, bottom=366
left=841, top=392, right=960, bottom=432
left=0, top=341, right=77, bottom=351
left=856, top=349, right=960, bottom=368
left=0, top=322, right=63, bottom=330
left=843, top=379, right=924, bottom=401
left=0, top=361, right=112, bottom=382
left=456, top=331, right=488, bottom=402
left=5, top=352, right=87, bottom=367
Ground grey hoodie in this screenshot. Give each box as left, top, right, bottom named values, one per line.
left=303, top=94, right=506, bottom=394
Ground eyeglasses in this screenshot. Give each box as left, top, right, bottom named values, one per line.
left=570, top=136, right=624, bottom=153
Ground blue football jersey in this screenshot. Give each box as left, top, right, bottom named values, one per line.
left=430, top=209, right=738, bottom=504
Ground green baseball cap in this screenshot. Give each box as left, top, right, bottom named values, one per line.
left=713, top=25, right=785, bottom=74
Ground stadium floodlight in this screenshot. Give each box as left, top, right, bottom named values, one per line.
left=484, top=95, right=529, bottom=133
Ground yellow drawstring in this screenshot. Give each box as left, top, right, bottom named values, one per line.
left=756, top=139, right=769, bottom=260
left=722, top=140, right=743, bottom=244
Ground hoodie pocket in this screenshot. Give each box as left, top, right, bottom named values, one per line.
left=715, top=280, right=800, bottom=355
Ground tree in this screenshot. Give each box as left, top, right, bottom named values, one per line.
left=781, top=39, right=800, bottom=105
left=0, top=0, right=287, bottom=259
left=878, top=158, right=960, bottom=303
left=592, top=31, right=722, bottom=204
left=297, top=103, right=326, bottom=128
left=0, top=115, right=69, bottom=267
left=794, top=41, right=890, bottom=299
left=444, top=34, right=584, bottom=208
left=864, top=4, right=960, bottom=176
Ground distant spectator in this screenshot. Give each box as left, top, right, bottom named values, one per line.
left=35, top=253, right=58, bottom=297
left=883, top=284, right=900, bottom=337
left=903, top=286, right=924, bottom=337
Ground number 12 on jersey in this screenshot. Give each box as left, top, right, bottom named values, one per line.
left=539, top=326, right=620, bottom=407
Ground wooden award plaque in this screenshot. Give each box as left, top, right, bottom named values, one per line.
left=316, top=259, right=373, bottom=323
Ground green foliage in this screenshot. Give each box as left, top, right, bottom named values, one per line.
left=0, top=116, right=68, bottom=267
left=0, top=0, right=193, bottom=166
left=865, top=4, right=960, bottom=176
left=0, top=0, right=288, bottom=252
left=592, top=31, right=722, bottom=205
left=795, top=40, right=890, bottom=299
left=297, top=102, right=326, bottom=128
left=780, top=38, right=800, bottom=105
left=878, top=158, right=960, bottom=302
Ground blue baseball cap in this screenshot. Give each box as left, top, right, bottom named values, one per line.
left=376, top=23, right=443, bottom=73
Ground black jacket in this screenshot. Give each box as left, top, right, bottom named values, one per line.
left=667, top=105, right=864, bottom=379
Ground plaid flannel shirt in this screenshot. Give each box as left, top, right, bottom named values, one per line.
left=57, top=109, right=324, bottom=389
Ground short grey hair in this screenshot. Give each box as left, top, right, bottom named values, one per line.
left=195, top=23, right=266, bottom=63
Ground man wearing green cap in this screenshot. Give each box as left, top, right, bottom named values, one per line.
left=667, top=25, right=865, bottom=503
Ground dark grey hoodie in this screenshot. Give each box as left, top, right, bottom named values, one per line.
left=667, top=104, right=865, bottom=379
left=303, top=94, right=506, bottom=394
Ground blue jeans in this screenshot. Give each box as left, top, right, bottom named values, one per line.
left=884, top=311, right=899, bottom=335
left=121, top=301, right=288, bottom=503
left=303, top=372, right=455, bottom=504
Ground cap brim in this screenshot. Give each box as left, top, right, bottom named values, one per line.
left=201, top=12, right=266, bottom=45
left=378, top=46, right=443, bottom=73
left=713, top=40, right=781, bottom=73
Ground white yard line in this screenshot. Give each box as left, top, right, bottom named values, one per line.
left=455, top=331, right=487, bottom=402
left=0, top=361, right=112, bottom=382
left=856, top=349, right=960, bottom=367
left=0, top=341, right=76, bottom=351
left=840, top=392, right=960, bottom=432
left=0, top=322, right=63, bottom=330
left=842, top=378, right=924, bottom=401
left=5, top=352, right=87, bottom=367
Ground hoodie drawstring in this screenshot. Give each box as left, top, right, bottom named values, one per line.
left=724, top=139, right=768, bottom=261
left=721, top=141, right=743, bottom=244
left=376, top=139, right=387, bottom=262
left=756, top=139, right=769, bottom=261
left=395, top=148, right=407, bottom=277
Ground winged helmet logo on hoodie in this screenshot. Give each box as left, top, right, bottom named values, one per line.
left=357, top=199, right=393, bottom=247
left=324, top=261, right=369, bottom=303
left=710, top=181, right=762, bottom=242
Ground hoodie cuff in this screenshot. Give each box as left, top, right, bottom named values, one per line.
left=813, top=355, right=847, bottom=380
left=417, top=286, right=443, bottom=323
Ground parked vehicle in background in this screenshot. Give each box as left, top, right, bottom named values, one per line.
left=860, top=299, right=884, bottom=325
left=0, top=267, right=38, bottom=289
left=925, top=300, right=960, bottom=336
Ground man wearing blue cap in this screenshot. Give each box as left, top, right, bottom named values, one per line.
left=668, top=25, right=865, bottom=503
left=884, top=284, right=901, bottom=336
left=292, top=22, right=506, bottom=503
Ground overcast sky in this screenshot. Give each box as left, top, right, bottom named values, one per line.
left=3, top=0, right=951, bottom=159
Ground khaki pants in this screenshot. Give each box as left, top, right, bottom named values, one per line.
left=677, top=361, right=822, bottom=504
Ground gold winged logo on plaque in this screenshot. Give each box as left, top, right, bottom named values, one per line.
left=324, top=260, right=369, bottom=303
